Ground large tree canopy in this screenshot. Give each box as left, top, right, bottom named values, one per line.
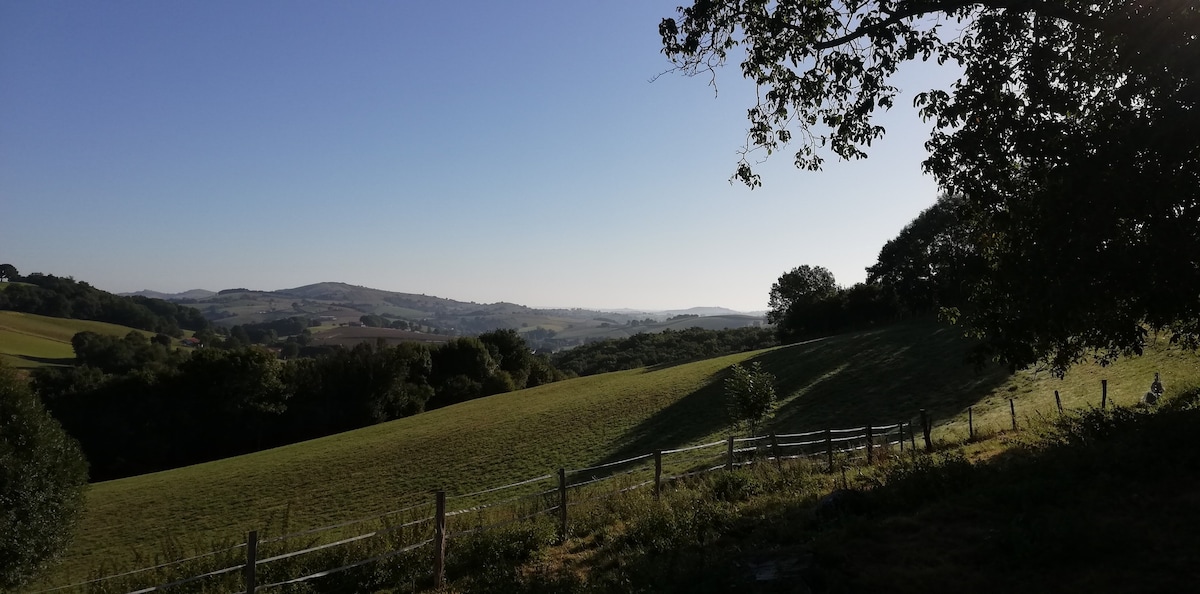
left=661, top=0, right=1199, bottom=373
left=767, top=264, right=838, bottom=325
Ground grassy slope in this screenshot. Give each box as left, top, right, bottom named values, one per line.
left=45, top=320, right=1200, bottom=584
left=514, top=395, right=1200, bottom=594
left=0, top=311, right=161, bottom=368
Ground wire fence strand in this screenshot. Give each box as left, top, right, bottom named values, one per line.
left=255, top=539, right=433, bottom=591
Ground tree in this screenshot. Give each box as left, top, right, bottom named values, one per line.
left=360, top=315, right=386, bottom=328
left=428, top=337, right=500, bottom=406
left=479, top=329, right=534, bottom=389
left=866, top=193, right=976, bottom=315
left=0, top=363, right=89, bottom=589
left=767, top=265, right=837, bottom=325
left=0, top=263, right=17, bottom=282
left=724, top=362, right=778, bottom=435
left=661, top=1, right=1200, bottom=373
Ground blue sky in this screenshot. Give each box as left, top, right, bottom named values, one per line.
left=1, top=1, right=959, bottom=312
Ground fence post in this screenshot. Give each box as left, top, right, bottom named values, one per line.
left=653, top=451, right=663, bottom=501
left=865, top=425, right=874, bottom=464
left=1009, top=398, right=1017, bottom=431
left=920, top=409, right=932, bottom=451
left=898, top=422, right=905, bottom=452
left=557, top=468, right=568, bottom=542
left=433, top=490, right=446, bottom=588
left=726, top=435, right=735, bottom=471
left=968, top=407, right=974, bottom=440
left=1055, top=390, right=1063, bottom=415
left=244, top=530, right=257, bottom=594
left=1101, top=379, right=1108, bottom=409
left=769, top=433, right=782, bottom=471
left=825, top=428, right=834, bottom=472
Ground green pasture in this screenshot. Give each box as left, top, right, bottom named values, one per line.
left=0, top=311, right=162, bottom=368
left=41, top=320, right=1200, bottom=586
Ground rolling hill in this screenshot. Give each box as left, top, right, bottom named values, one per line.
left=39, top=320, right=1200, bottom=586
left=128, top=281, right=767, bottom=348
left=0, top=311, right=161, bottom=369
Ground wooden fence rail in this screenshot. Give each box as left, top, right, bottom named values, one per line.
left=41, top=379, right=1126, bottom=593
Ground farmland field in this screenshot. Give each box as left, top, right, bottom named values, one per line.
left=310, top=325, right=453, bottom=347
left=38, top=320, right=1200, bottom=586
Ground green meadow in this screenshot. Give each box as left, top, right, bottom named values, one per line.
left=41, top=320, right=1200, bottom=586
left=0, top=311, right=161, bottom=368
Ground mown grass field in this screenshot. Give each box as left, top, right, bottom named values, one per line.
left=0, top=311, right=161, bottom=368
left=40, top=320, right=1200, bottom=587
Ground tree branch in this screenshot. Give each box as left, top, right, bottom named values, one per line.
left=805, top=0, right=1106, bottom=51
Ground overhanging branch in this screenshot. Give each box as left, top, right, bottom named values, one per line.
left=801, top=0, right=1106, bottom=51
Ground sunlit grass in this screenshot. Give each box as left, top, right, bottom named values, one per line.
left=39, top=320, right=1200, bottom=588
left=0, top=311, right=166, bottom=368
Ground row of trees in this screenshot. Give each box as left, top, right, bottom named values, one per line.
left=0, top=272, right=210, bottom=337
left=33, top=329, right=569, bottom=480
left=550, top=326, right=777, bottom=376
left=767, top=265, right=903, bottom=343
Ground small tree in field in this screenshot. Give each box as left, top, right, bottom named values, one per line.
left=725, top=362, right=778, bottom=436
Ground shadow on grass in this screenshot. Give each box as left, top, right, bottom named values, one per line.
left=811, top=403, right=1200, bottom=593
left=14, top=354, right=73, bottom=367
left=756, top=322, right=1011, bottom=430
left=601, top=321, right=1011, bottom=465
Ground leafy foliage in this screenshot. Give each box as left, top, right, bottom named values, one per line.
left=724, top=361, right=777, bottom=434
left=0, top=272, right=209, bottom=337
left=661, top=0, right=1200, bottom=373
left=551, top=326, right=777, bottom=376
left=33, top=329, right=555, bottom=479
left=766, top=264, right=837, bottom=325
left=0, top=364, right=88, bottom=589
left=866, top=193, right=975, bottom=316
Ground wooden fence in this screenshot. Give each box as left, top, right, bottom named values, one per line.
left=42, top=377, right=1131, bottom=594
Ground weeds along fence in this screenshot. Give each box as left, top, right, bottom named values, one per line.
left=38, top=421, right=916, bottom=594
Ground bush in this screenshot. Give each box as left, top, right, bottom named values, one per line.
left=880, top=451, right=975, bottom=508
left=707, top=470, right=763, bottom=503
left=447, top=520, right=556, bottom=592
left=0, top=364, right=89, bottom=589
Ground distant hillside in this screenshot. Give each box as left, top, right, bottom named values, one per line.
left=1, top=273, right=210, bottom=337
left=121, top=289, right=216, bottom=301
left=161, top=281, right=766, bottom=348
left=0, top=311, right=161, bottom=368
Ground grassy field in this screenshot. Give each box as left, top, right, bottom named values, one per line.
left=0, top=311, right=161, bottom=368
left=311, top=325, right=453, bottom=347
left=38, top=320, right=1200, bottom=587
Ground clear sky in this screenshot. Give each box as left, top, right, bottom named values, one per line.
left=1, top=1, right=960, bottom=312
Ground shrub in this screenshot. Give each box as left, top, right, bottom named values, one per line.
left=0, top=364, right=89, bottom=589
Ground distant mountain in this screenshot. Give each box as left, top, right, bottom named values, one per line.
left=122, top=289, right=216, bottom=301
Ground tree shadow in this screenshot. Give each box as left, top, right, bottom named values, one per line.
left=14, top=354, right=73, bottom=367
left=599, top=321, right=1012, bottom=465
left=758, top=323, right=1012, bottom=430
